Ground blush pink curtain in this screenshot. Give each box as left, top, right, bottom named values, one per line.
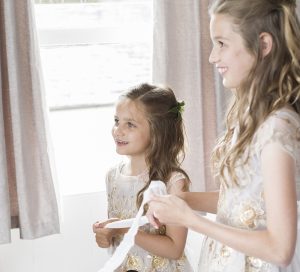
left=152, top=0, right=227, bottom=192
left=0, top=0, right=60, bottom=244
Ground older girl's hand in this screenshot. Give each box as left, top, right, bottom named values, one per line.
left=146, top=194, right=193, bottom=228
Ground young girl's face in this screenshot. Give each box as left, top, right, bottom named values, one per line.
left=209, top=13, right=255, bottom=89
left=112, top=98, right=151, bottom=158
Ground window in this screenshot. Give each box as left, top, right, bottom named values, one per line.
left=34, top=0, right=153, bottom=195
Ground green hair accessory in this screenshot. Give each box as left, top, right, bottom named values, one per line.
left=168, top=100, right=185, bottom=118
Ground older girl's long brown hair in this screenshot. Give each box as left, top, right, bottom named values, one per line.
left=210, top=0, right=300, bottom=186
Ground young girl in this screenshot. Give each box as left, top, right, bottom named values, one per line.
left=93, top=83, right=193, bottom=271
left=147, top=0, right=300, bottom=271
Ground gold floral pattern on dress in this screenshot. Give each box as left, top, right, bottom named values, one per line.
left=208, top=240, right=214, bottom=253
left=156, top=225, right=166, bottom=235
left=240, top=207, right=256, bottom=228
left=220, top=245, right=231, bottom=258
left=209, top=244, right=233, bottom=271
left=239, top=202, right=265, bottom=229
left=108, top=187, right=138, bottom=219
left=152, top=255, right=169, bottom=270
left=125, top=254, right=143, bottom=271
left=246, top=256, right=271, bottom=272
left=217, top=184, right=226, bottom=208
left=175, top=255, right=187, bottom=271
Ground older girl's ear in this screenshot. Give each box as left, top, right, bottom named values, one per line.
left=259, top=32, right=273, bottom=57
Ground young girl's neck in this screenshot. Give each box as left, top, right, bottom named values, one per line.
left=123, top=158, right=148, bottom=176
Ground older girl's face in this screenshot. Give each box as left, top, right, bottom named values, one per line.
left=209, top=13, right=255, bottom=90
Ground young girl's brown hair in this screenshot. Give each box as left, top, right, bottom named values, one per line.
left=119, top=83, right=190, bottom=207
left=210, top=0, right=300, bottom=186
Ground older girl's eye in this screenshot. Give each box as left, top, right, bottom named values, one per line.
left=218, top=41, right=224, bottom=48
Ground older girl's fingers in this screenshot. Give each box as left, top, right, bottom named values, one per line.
left=148, top=213, right=162, bottom=229
left=149, top=194, right=168, bottom=202
left=149, top=194, right=179, bottom=207
left=146, top=202, right=163, bottom=228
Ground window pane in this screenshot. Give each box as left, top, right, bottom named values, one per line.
left=50, top=106, right=118, bottom=195
left=35, top=1, right=153, bottom=194
left=41, top=43, right=151, bottom=109
left=35, top=1, right=152, bottom=108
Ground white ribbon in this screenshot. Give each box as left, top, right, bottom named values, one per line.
left=97, top=180, right=167, bottom=272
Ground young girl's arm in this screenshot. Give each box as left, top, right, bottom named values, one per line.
left=134, top=178, right=190, bottom=260
left=93, top=218, right=126, bottom=248
left=149, top=144, right=297, bottom=266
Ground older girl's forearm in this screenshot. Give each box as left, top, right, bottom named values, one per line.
left=187, top=213, right=295, bottom=267
left=179, top=191, right=219, bottom=214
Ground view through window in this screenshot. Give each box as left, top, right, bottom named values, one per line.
left=34, top=0, right=153, bottom=195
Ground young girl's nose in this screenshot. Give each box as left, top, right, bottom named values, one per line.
left=114, top=125, right=124, bottom=136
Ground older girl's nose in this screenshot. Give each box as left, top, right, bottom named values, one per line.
left=209, top=47, right=219, bottom=64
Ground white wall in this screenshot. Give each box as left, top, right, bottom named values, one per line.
left=0, top=192, right=109, bottom=272
left=0, top=192, right=204, bottom=272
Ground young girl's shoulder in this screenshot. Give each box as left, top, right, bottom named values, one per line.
left=167, top=171, right=190, bottom=193
left=254, top=107, right=300, bottom=160
left=106, top=161, right=124, bottom=181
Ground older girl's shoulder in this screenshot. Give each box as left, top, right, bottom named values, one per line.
left=254, top=107, right=300, bottom=160
left=257, top=107, right=299, bottom=132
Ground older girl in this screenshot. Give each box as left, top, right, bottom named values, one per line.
left=147, top=1, right=300, bottom=271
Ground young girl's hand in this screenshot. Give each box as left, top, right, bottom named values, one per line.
left=92, top=218, right=123, bottom=248
left=147, top=194, right=193, bottom=227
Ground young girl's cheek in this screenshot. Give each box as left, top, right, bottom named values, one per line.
left=111, top=127, right=117, bottom=137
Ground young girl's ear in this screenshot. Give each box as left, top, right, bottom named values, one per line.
left=259, top=32, right=273, bottom=57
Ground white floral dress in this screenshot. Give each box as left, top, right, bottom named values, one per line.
left=198, top=108, right=300, bottom=272
left=106, top=162, right=193, bottom=272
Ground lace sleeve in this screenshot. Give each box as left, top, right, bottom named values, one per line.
left=166, top=172, right=190, bottom=194
left=254, top=111, right=300, bottom=163
left=105, top=165, right=118, bottom=192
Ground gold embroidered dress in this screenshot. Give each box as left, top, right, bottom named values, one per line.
left=106, top=162, right=193, bottom=272
left=198, top=108, right=300, bottom=272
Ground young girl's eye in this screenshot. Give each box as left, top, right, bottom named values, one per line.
left=114, top=118, right=119, bottom=125
left=127, top=122, right=136, bottom=128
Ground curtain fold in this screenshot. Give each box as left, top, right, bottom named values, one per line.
left=0, top=0, right=60, bottom=244
left=153, top=0, right=224, bottom=192
left=297, top=1, right=300, bottom=22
